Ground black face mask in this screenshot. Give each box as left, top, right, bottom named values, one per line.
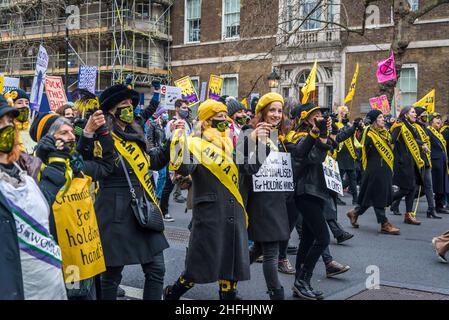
left=211, top=119, right=229, bottom=132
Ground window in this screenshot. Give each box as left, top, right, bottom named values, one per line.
left=408, top=0, right=419, bottom=11
left=397, top=66, right=417, bottom=107
left=326, top=0, right=335, bottom=23
left=286, top=0, right=294, bottom=32
left=223, top=0, right=240, bottom=39
left=302, top=0, right=322, bottom=30
left=222, top=74, right=239, bottom=97
left=284, top=69, right=292, bottom=81
left=190, top=76, right=200, bottom=95
left=136, top=3, right=151, bottom=18
left=185, top=0, right=201, bottom=43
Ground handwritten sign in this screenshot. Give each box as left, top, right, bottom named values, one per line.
left=252, top=152, right=294, bottom=192
left=322, top=155, right=343, bottom=196
left=369, top=95, right=390, bottom=115
left=44, top=76, right=68, bottom=112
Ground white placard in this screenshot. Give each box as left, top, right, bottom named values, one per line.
left=29, top=45, right=49, bottom=111
left=252, top=152, right=294, bottom=192
left=322, top=155, right=343, bottom=196
left=4, top=77, right=20, bottom=93
left=162, top=85, right=182, bottom=110
left=200, top=81, right=207, bottom=102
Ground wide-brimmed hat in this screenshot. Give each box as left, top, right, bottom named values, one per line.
left=297, top=103, right=328, bottom=121
left=99, top=84, right=140, bottom=112
left=0, top=94, right=19, bottom=118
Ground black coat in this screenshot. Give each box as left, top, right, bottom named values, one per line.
left=391, top=122, right=424, bottom=190
left=240, top=134, right=290, bottom=243
left=358, top=130, right=393, bottom=208
left=176, top=136, right=261, bottom=283
left=428, top=128, right=449, bottom=194
left=85, top=128, right=170, bottom=267
left=0, top=192, right=24, bottom=300
left=336, top=125, right=357, bottom=170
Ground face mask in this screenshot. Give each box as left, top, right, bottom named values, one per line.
left=235, top=116, right=247, bottom=126
left=162, top=114, right=169, bottom=122
left=211, top=119, right=229, bottom=132
left=65, top=140, right=77, bottom=155
left=0, top=125, right=16, bottom=153
left=116, top=106, right=134, bottom=124
left=16, top=107, right=29, bottom=123
left=178, top=110, right=189, bottom=119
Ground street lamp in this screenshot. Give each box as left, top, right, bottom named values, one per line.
left=267, top=68, right=281, bottom=90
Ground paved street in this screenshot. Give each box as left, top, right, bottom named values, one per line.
left=121, top=191, right=449, bottom=300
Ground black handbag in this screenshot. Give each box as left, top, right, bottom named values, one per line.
left=119, top=155, right=165, bottom=232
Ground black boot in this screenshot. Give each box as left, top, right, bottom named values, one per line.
left=163, top=278, right=193, bottom=300
left=219, top=289, right=243, bottom=300
left=292, top=269, right=319, bottom=300
left=268, top=287, right=285, bottom=300
left=427, top=208, right=442, bottom=219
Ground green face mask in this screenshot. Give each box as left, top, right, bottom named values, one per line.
left=116, top=106, right=134, bottom=124
left=65, top=141, right=77, bottom=155
left=236, top=116, right=247, bottom=126
left=0, top=126, right=16, bottom=153
left=211, top=119, right=229, bottom=132
left=16, top=108, right=29, bottom=123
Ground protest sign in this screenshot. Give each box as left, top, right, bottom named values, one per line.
left=30, top=45, right=49, bottom=111
left=376, top=52, right=397, bottom=83
left=3, top=77, right=20, bottom=93
left=207, top=75, right=224, bottom=101
left=45, top=76, right=68, bottom=112
left=322, top=155, right=344, bottom=196
left=252, top=152, right=294, bottom=192
left=174, top=76, right=199, bottom=107
left=369, top=95, right=391, bottom=115
left=78, top=65, right=98, bottom=94
left=161, top=85, right=183, bottom=110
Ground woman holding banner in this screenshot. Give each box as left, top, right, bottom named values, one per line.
left=389, top=107, right=424, bottom=225
left=346, top=109, right=400, bottom=235
left=0, top=94, right=67, bottom=299
left=94, top=84, right=171, bottom=300
left=239, top=93, right=291, bottom=300
left=164, top=99, right=267, bottom=300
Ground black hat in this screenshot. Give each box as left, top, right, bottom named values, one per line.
left=366, top=109, right=383, bottom=124
left=226, top=97, right=245, bottom=117
left=29, top=112, right=61, bottom=142
left=415, top=107, right=427, bottom=117
left=99, top=84, right=140, bottom=112
left=5, top=89, right=29, bottom=103
left=290, top=105, right=302, bottom=119
left=297, top=103, right=328, bottom=121
left=0, top=94, right=19, bottom=119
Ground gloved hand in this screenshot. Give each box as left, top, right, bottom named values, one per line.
left=314, top=117, right=329, bottom=138
left=354, top=119, right=364, bottom=130
left=152, top=79, right=161, bottom=90
left=36, top=135, right=71, bottom=164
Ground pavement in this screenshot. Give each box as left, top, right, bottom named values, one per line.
left=121, top=191, right=449, bottom=300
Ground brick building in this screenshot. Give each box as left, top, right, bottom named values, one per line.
left=170, top=0, right=278, bottom=104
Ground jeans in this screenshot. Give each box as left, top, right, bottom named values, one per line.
left=341, top=169, right=358, bottom=202
left=356, top=206, right=388, bottom=224
left=423, top=167, right=436, bottom=209
left=101, top=251, right=165, bottom=300
left=250, top=242, right=282, bottom=290
left=160, top=166, right=175, bottom=215
left=294, top=195, right=330, bottom=276
left=327, top=219, right=345, bottom=239
left=392, top=185, right=416, bottom=213
left=321, top=247, right=333, bottom=265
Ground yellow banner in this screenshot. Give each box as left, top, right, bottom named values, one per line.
left=401, top=124, right=425, bottom=170
left=362, top=127, right=394, bottom=171
left=208, top=75, right=224, bottom=100
left=301, top=60, right=317, bottom=104
left=53, top=176, right=106, bottom=282
left=344, top=63, right=359, bottom=104
left=112, top=132, right=163, bottom=215
left=413, top=89, right=435, bottom=113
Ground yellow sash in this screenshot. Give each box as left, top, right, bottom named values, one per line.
left=362, top=127, right=394, bottom=172
left=52, top=175, right=106, bottom=282
left=112, top=132, right=162, bottom=213
left=286, top=130, right=308, bottom=144
left=413, top=123, right=431, bottom=168
left=428, top=126, right=449, bottom=174
left=440, top=125, right=449, bottom=135
left=400, top=124, right=425, bottom=170
left=169, top=130, right=248, bottom=226
left=335, top=122, right=357, bottom=160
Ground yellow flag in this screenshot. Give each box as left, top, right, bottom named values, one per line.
left=301, top=60, right=317, bottom=104
left=413, top=89, right=435, bottom=113
left=344, top=63, right=359, bottom=104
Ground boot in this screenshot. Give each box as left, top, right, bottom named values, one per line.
left=404, top=213, right=421, bottom=225
left=427, top=208, right=442, bottom=219
left=436, top=207, right=449, bottom=214
left=163, top=278, right=193, bottom=300
left=380, top=222, right=400, bottom=235
left=268, top=287, right=285, bottom=300
left=346, top=209, right=359, bottom=228
left=336, top=232, right=354, bottom=244
left=219, top=289, right=243, bottom=300
left=292, top=269, right=320, bottom=300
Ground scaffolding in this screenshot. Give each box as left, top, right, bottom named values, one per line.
left=0, top=0, right=173, bottom=91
